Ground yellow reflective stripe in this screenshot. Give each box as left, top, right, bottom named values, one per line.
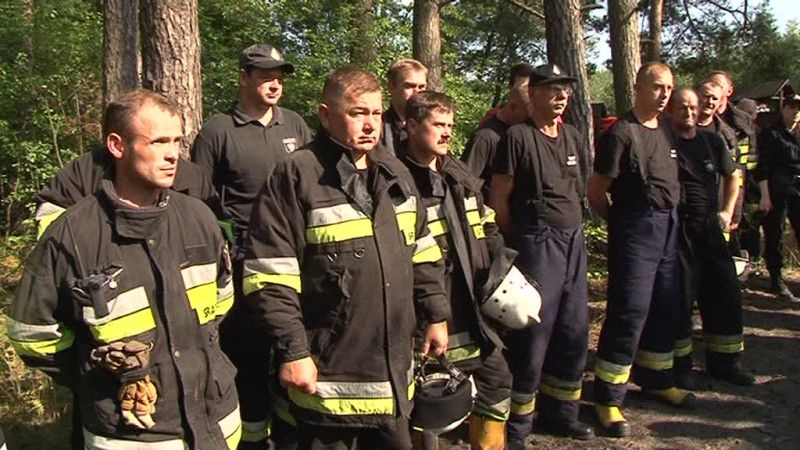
left=635, top=349, right=674, bottom=370
left=539, top=375, right=581, bottom=401
left=186, top=282, right=217, bottom=325
left=704, top=334, right=744, bottom=354
left=481, top=207, right=496, bottom=224
left=396, top=211, right=417, bottom=245
left=241, top=419, right=270, bottom=443
left=466, top=210, right=481, bottom=225
left=272, top=392, right=297, bottom=426
left=412, top=242, right=442, bottom=263
left=35, top=202, right=66, bottom=238
left=288, top=380, right=395, bottom=415
left=82, top=286, right=156, bottom=343
left=306, top=218, right=373, bottom=244
left=446, top=344, right=481, bottom=363
left=408, top=378, right=415, bottom=401
left=83, top=428, right=186, bottom=449
left=427, top=218, right=449, bottom=237
left=675, top=337, right=693, bottom=358
left=723, top=230, right=731, bottom=242
left=474, top=398, right=511, bottom=421
left=10, top=328, right=75, bottom=358
left=472, top=223, right=486, bottom=239
left=242, top=258, right=302, bottom=295
left=510, top=391, right=535, bottom=415
left=219, top=405, right=242, bottom=450
left=594, top=359, right=631, bottom=385
left=216, top=279, right=234, bottom=317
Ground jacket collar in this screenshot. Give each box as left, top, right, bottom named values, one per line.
left=98, top=179, right=170, bottom=240
left=402, top=153, right=446, bottom=199
left=231, top=103, right=285, bottom=127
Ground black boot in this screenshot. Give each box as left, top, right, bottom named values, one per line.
left=674, top=355, right=695, bottom=391
left=770, top=275, right=797, bottom=301
left=707, top=353, right=756, bottom=386
left=538, top=417, right=595, bottom=440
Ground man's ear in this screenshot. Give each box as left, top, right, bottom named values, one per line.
left=319, top=103, right=331, bottom=130
left=406, top=117, right=419, bottom=136
left=238, top=68, right=248, bottom=88
left=106, top=133, right=125, bottom=160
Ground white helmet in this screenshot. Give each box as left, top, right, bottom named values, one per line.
left=480, top=264, right=542, bottom=329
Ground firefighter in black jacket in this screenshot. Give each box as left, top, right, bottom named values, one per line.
left=381, top=59, right=428, bottom=155
left=243, top=66, right=449, bottom=449
left=10, top=90, right=240, bottom=449
left=670, top=88, right=755, bottom=387
left=400, top=91, right=512, bottom=449
left=755, top=95, right=800, bottom=301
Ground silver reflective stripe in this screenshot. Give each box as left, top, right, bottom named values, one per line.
left=541, top=374, right=581, bottom=390
left=511, top=391, right=535, bottom=404
left=483, top=206, right=496, bottom=216
left=307, top=203, right=367, bottom=227
left=448, top=332, right=475, bottom=349
left=35, top=201, right=66, bottom=219
left=219, top=405, right=242, bottom=439
left=394, top=196, right=418, bottom=213
left=6, top=316, right=62, bottom=342
left=414, top=234, right=438, bottom=254
left=426, top=204, right=445, bottom=221
left=83, top=428, right=187, bottom=449
left=181, top=263, right=216, bottom=290
left=314, top=380, right=394, bottom=399
left=464, top=196, right=479, bottom=211
left=82, top=286, right=148, bottom=324
left=595, top=358, right=630, bottom=375
left=217, top=279, right=234, bottom=300
left=243, top=257, right=300, bottom=277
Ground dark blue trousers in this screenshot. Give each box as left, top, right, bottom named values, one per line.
left=594, top=208, right=681, bottom=406
left=505, top=225, right=589, bottom=440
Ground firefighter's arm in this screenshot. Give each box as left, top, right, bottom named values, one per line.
left=488, top=174, right=514, bottom=234
left=587, top=174, right=613, bottom=221
left=478, top=190, right=506, bottom=261
left=719, top=171, right=741, bottom=229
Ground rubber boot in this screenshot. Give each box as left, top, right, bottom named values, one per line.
left=593, top=404, right=630, bottom=438
left=642, top=387, right=697, bottom=408
left=469, top=415, right=505, bottom=450
left=706, top=352, right=756, bottom=386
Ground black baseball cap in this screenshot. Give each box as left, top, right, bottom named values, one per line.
left=529, top=64, right=578, bottom=87
left=240, top=44, right=295, bottom=74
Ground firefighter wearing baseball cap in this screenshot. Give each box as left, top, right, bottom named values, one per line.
left=490, top=64, right=594, bottom=444
left=10, top=89, right=240, bottom=449
left=399, top=91, right=512, bottom=449
left=588, top=62, right=693, bottom=437
left=243, top=65, right=449, bottom=449
left=191, top=43, right=312, bottom=448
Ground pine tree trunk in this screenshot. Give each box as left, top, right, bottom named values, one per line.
left=140, top=0, right=202, bottom=156
left=349, top=0, right=376, bottom=67
left=647, top=0, right=663, bottom=62
left=413, top=0, right=443, bottom=91
left=608, top=0, right=641, bottom=114
left=103, top=0, right=140, bottom=105
left=544, top=0, right=594, bottom=162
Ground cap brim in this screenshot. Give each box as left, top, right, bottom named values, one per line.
left=246, top=61, right=295, bottom=74
left=531, top=75, right=579, bottom=86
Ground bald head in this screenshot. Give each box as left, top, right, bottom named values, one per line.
left=634, top=62, right=674, bottom=115
left=670, top=88, right=699, bottom=133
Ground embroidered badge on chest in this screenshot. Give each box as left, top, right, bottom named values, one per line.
left=567, top=154, right=577, bottom=166
left=283, top=137, right=298, bottom=153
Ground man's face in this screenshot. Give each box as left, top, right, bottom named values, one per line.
left=240, top=67, right=285, bottom=108
left=320, top=90, right=383, bottom=152
left=529, top=83, right=573, bottom=119
left=709, top=74, right=733, bottom=109
left=670, top=91, right=699, bottom=132
left=698, top=84, right=723, bottom=119
left=635, top=68, right=674, bottom=114
left=118, top=103, right=182, bottom=190
left=390, top=69, right=427, bottom=108
left=408, top=109, right=454, bottom=157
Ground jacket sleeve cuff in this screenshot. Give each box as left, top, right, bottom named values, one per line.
left=422, top=293, right=451, bottom=324
left=276, top=332, right=310, bottom=363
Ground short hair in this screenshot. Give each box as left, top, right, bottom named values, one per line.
left=386, top=59, right=428, bottom=87
left=669, top=88, right=698, bottom=109
left=708, top=70, right=733, bottom=87
left=508, top=75, right=530, bottom=107
left=635, top=61, right=672, bottom=84
left=103, top=88, right=181, bottom=142
left=405, top=91, right=455, bottom=123
left=737, top=98, right=758, bottom=115
left=697, top=80, right=723, bottom=94
left=322, top=65, right=382, bottom=106
left=508, top=63, right=535, bottom=86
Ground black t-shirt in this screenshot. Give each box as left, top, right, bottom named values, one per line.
left=677, top=131, right=735, bottom=213
left=493, top=121, right=583, bottom=229
left=191, top=105, right=313, bottom=234
left=460, top=114, right=510, bottom=196
left=593, top=111, right=680, bottom=211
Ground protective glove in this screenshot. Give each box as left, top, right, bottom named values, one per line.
left=118, top=375, right=158, bottom=429
left=90, top=340, right=152, bottom=377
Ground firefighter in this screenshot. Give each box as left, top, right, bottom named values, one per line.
left=707, top=71, right=760, bottom=263
left=382, top=59, right=428, bottom=155
left=670, top=88, right=756, bottom=388
left=9, top=89, right=240, bottom=449
left=588, top=62, right=693, bottom=438
left=490, top=64, right=594, bottom=444
left=461, top=65, right=533, bottom=198
left=243, top=66, right=449, bottom=450
left=191, top=43, right=312, bottom=449
left=400, top=91, right=512, bottom=449
left=755, top=95, right=800, bottom=301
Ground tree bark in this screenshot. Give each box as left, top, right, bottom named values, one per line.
left=608, top=0, right=641, bottom=113
left=349, top=0, right=376, bottom=67
left=544, top=0, right=594, bottom=162
left=413, top=0, right=443, bottom=91
left=103, top=0, right=140, bottom=105
left=140, top=0, right=202, bottom=156
left=647, top=0, right=663, bottom=62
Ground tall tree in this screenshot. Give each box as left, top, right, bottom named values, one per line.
left=103, top=0, right=140, bottom=105
left=140, top=0, right=202, bottom=155
left=544, top=0, right=593, bottom=159
left=608, top=0, right=641, bottom=113
left=647, top=0, right=663, bottom=61
left=349, top=0, right=376, bottom=67
left=413, top=0, right=444, bottom=91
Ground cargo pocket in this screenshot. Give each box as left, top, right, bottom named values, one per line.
left=307, top=268, right=352, bottom=364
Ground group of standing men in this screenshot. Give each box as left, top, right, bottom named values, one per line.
left=11, top=39, right=797, bottom=450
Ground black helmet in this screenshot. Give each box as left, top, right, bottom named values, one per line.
left=410, top=354, right=475, bottom=434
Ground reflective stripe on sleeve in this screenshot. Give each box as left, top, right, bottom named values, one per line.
left=216, top=278, right=234, bottom=317
left=181, top=263, right=218, bottom=324
left=82, top=286, right=156, bottom=343
left=306, top=203, right=373, bottom=244
left=288, top=380, right=395, bottom=416
left=7, top=318, right=74, bottom=358
left=394, top=196, right=418, bottom=245
left=425, top=204, right=449, bottom=237
left=594, top=358, right=631, bottom=385
left=242, top=257, right=302, bottom=295
left=474, top=397, right=511, bottom=421
left=35, top=202, right=66, bottom=238
left=219, top=405, right=242, bottom=450
left=412, top=234, right=443, bottom=264
left=446, top=332, right=480, bottom=363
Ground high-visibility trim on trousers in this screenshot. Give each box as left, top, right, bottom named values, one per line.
left=288, top=380, right=395, bottom=416
left=474, top=397, right=511, bottom=422
left=510, top=391, right=536, bottom=415
left=635, top=349, right=675, bottom=371
left=704, top=333, right=744, bottom=353
left=674, top=337, right=693, bottom=358
left=539, top=374, right=582, bottom=401
left=594, top=358, right=631, bottom=385
left=240, top=419, right=270, bottom=443
left=242, top=257, right=302, bottom=294
left=81, top=286, right=156, bottom=343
